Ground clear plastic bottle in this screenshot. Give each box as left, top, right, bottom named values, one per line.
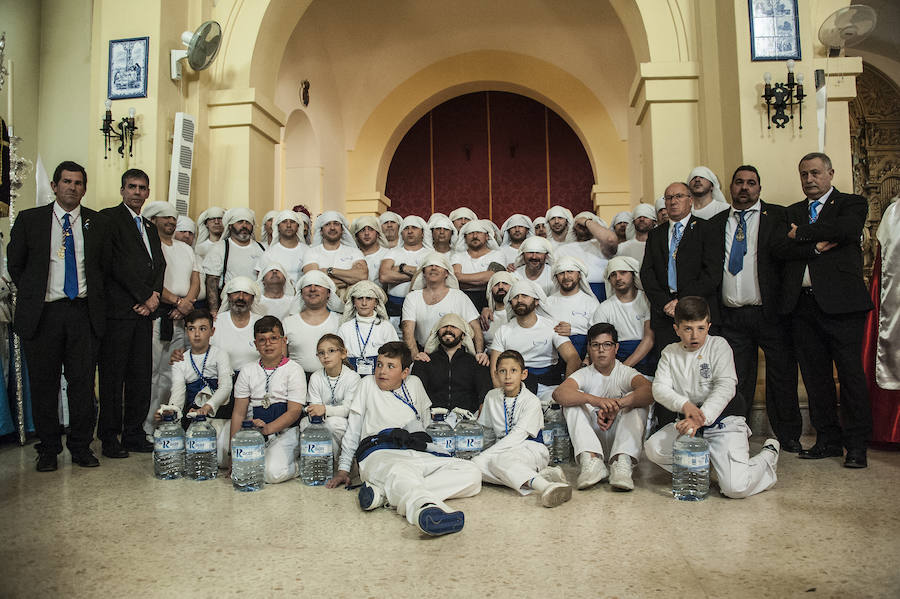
left=672, top=433, right=710, bottom=501
left=545, top=403, right=571, bottom=464
left=426, top=411, right=456, bottom=456
left=231, top=420, right=265, bottom=492
left=300, top=416, right=333, bottom=486
left=185, top=415, right=217, bottom=481
left=153, top=413, right=185, bottom=480
left=482, top=424, right=497, bottom=451
left=454, top=417, right=483, bottom=459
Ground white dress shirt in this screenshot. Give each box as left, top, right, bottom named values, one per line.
left=126, top=204, right=152, bottom=256
left=722, top=200, right=762, bottom=307
left=802, top=186, right=834, bottom=287
left=45, top=202, right=87, bottom=301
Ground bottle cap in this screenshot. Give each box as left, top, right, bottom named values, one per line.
left=310, top=415, right=324, bottom=424
left=551, top=403, right=561, bottom=410
left=242, top=420, right=253, bottom=428
left=193, top=414, right=206, bottom=422
left=162, top=413, right=175, bottom=422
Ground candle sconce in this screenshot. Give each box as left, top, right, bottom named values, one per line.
left=100, top=99, right=138, bottom=158
left=762, top=59, right=806, bottom=130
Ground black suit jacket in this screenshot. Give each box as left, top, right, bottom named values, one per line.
left=99, top=202, right=166, bottom=319
left=709, top=201, right=786, bottom=320
left=7, top=203, right=109, bottom=338
left=773, top=188, right=872, bottom=315
left=640, top=216, right=723, bottom=328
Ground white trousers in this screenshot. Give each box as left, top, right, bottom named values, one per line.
left=264, top=427, right=300, bottom=484
left=144, top=319, right=186, bottom=435
left=565, top=404, right=647, bottom=464
left=299, top=415, right=349, bottom=470
left=359, top=449, right=482, bottom=524
left=471, top=439, right=549, bottom=495
left=643, top=416, right=777, bottom=499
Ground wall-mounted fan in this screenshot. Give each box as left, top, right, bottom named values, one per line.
left=818, top=5, right=877, bottom=57
left=170, top=20, right=222, bottom=80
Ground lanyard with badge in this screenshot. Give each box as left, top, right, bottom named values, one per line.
left=392, top=382, right=419, bottom=420
left=326, top=372, right=342, bottom=406
left=54, top=211, right=78, bottom=259
left=355, top=319, right=376, bottom=375
left=260, top=357, right=287, bottom=408
left=503, top=391, right=520, bottom=436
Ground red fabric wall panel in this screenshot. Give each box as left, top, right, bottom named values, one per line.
left=384, top=115, right=430, bottom=218
left=431, top=93, right=489, bottom=218
left=488, top=92, right=547, bottom=224
left=547, top=110, right=594, bottom=216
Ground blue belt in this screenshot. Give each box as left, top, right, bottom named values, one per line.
left=569, top=334, right=587, bottom=358
left=589, top=282, right=607, bottom=302
left=252, top=402, right=288, bottom=423
left=387, top=295, right=404, bottom=306
left=616, top=339, right=655, bottom=375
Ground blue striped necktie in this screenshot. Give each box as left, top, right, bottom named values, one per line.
left=63, top=213, right=78, bottom=299
left=667, top=221, right=683, bottom=291
left=809, top=200, right=821, bottom=223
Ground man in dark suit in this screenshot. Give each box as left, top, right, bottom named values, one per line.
left=640, top=181, right=723, bottom=426
left=776, top=152, right=873, bottom=468
left=7, top=161, right=108, bottom=471
left=98, top=169, right=166, bottom=458
left=710, top=165, right=802, bottom=452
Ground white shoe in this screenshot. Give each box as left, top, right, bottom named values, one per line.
left=576, top=456, right=608, bottom=490
left=608, top=455, right=635, bottom=491
left=538, top=465, right=568, bottom=484
left=762, top=438, right=780, bottom=473
left=540, top=482, right=573, bottom=507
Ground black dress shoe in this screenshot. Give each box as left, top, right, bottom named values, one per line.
left=798, top=443, right=843, bottom=459
left=71, top=450, right=100, bottom=468
left=123, top=438, right=154, bottom=453
left=780, top=439, right=803, bottom=453
left=102, top=441, right=129, bottom=458
left=36, top=453, right=58, bottom=472
left=843, top=449, right=868, bottom=469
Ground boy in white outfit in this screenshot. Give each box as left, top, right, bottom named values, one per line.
left=231, top=315, right=307, bottom=483
left=474, top=350, right=572, bottom=507
left=553, top=323, right=653, bottom=491
left=326, top=341, right=482, bottom=536
left=643, top=296, right=780, bottom=499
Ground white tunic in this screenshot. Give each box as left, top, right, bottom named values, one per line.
left=489, top=315, right=570, bottom=369
left=546, top=291, right=600, bottom=336
left=283, top=311, right=341, bottom=373
left=258, top=295, right=299, bottom=321
left=302, top=244, right=365, bottom=271
left=615, top=239, right=646, bottom=265
left=382, top=246, right=430, bottom=298
left=202, top=239, right=265, bottom=283
left=361, top=247, right=389, bottom=282
left=557, top=241, right=609, bottom=284
left=210, top=311, right=261, bottom=371
left=257, top=242, right=307, bottom=284
left=692, top=200, right=730, bottom=220
left=401, top=288, right=479, bottom=346
left=336, top=316, right=399, bottom=359
left=450, top=249, right=507, bottom=274
left=234, top=359, right=307, bottom=408
left=591, top=292, right=651, bottom=342
left=483, top=308, right=509, bottom=348
left=160, top=239, right=197, bottom=298
left=170, top=345, right=233, bottom=415
left=306, top=365, right=361, bottom=419
left=514, top=265, right=555, bottom=296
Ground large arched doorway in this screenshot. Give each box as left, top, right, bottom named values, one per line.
left=384, top=91, right=594, bottom=222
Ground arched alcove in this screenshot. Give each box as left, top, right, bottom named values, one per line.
left=283, top=109, right=322, bottom=214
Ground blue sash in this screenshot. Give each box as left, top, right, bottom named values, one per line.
left=185, top=376, right=218, bottom=410
left=589, top=282, right=607, bottom=302
left=524, top=365, right=559, bottom=394
left=252, top=402, right=289, bottom=423
left=569, top=334, right=587, bottom=358
left=387, top=295, right=404, bottom=306
left=616, top=339, right=655, bottom=376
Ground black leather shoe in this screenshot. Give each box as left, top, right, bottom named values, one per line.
left=843, top=449, right=868, bottom=469
left=71, top=450, right=100, bottom=468
left=781, top=439, right=803, bottom=453
left=123, top=438, right=154, bottom=453
left=36, top=453, right=58, bottom=472
left=798, top=443, right=843, bottom=459
left=102, top=440, right=129, bottom=458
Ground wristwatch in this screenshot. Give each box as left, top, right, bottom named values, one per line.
left=398, top=263, right=406, bottom=275
left=327, top=267, right=334, bottom=276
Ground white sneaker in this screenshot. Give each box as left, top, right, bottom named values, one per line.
left=576, top=456, right=608, bottom=490
left=538, top=465, right=568, bottom=484
left=608, top=455, right=635, bottom=491
left=540, top=482, right=573, bottom=507
left=762, top=438, right=780, bottom=473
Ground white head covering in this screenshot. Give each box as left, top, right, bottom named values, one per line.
left=297, top=270, right=344, bottom=312
left=449, top=207, right=478, bottom=226
left=196, top=206, right=225, bottom=244
left=297, top=212, right=312, bottom=244
left=427, top=212, right=449, bottom=227
left=612, top=211, right=632, bottom=227
left=500, top=214, right=533, bottom=247
left=312, top=211, right=355, bottom=247
left=456, top=219, right=500, bottom=252
left=341, top=280, right=389, bottom=324
left=379, top=211, right=402, bottom=226
left=411, top=251, right=459, bottom=290
left=142, top=201, right=177, bottom=220
left=603, top=255, right=643, bottom=300
left=632, top=203, right=657, bottom=221
left=426, top=213, right=457, bottom=248
left=545, top=205, right=576, bottom=242
left=505, top=278, right=554, bottom=321
left=270, top=210, right=304, bottom=247
left=423, top=313, right=477, bottom=355
left=687, top=166, right=727, bottom=204
left=485, top=270, right=519, bottom=309
left=574, top=210, right=609, bottom=229
left=223, top=207, right=256, bottom=239
left=655, top=195, right=667, bottom=212
left=220, top=275, right=263, bottom=314
left=176, top=215, right=196, bottom=235
left=551, top=255, right=593, bottom=297
left=514, top=235, right=554, bottom=269
left=486, top=219, right=503, bottom=245
left=257, top=261, right=297, bottom=297
left=261, top=210, right=280, bottom=244
left=351, top=215, right=389, bottom=248
left=399, top=215, right=432, bottom=249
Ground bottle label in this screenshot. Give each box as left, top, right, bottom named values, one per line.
left=186, top=438, right=216, bottom=453
left=301, top=440, right=333, bottom=457
left=456, top=435, right=482, bottom=452
left=543, top=430, right=554, bottom=447
left=154, top=437, right=184, bottom=452
left=437, top=437, right=455, bottom=453
left=674, top=450, right=709, bottom=469
left=232, top=445, right=264, bottom=461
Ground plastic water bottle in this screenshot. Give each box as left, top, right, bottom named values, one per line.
left=545, top=403, right=571, bottom=464
left=454, top=417, right=483, bottom=459
left=185, top=415, right=217, bottom=481
left=482, top=424, right=497, bottom=451
left=231, top=420, right=265, bottom=492
left=672, top=433, right=710, bottom=501
left=300, top=416, right=333, bottom=486
left=153, top=413, right=185, bottom=480
left=427, top=412, right=456, bottom=455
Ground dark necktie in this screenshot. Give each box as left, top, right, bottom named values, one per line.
left=728, top=210, right=748, bottom=275
left=63, top=213, right=78, bottom=299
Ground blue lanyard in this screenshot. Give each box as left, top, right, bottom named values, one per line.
left=325, top=372, right=341, bottom=405
left=355, top=319, right=375, bottom=356
left=260, top=359, right=283, bottom=396
left=189, top=350, right=210, bottom=386
left=392, top=382, right=419, bottom=420
left=503, top=392, right=519, bottom=436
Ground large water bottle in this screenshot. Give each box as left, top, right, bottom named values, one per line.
left=482, top=424, right=497, bottom=451
left=454, top=417, right=483, bottom=459
left=300, top=416, right=333, bottom=486
left=185, top=415, right=217, bottom=481
left=672, top=433, right=710, bottom=501
left=545, top=403, right=571, bottom=464
left=231, top=420, right=265, bottom=492
left=426, top=411, right=456, bottom=455
left=153, top=413, right=185, bottom=480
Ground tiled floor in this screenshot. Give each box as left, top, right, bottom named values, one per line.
left=0, top=436, right=897, bottom=598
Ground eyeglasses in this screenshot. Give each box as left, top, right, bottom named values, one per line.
left=316, top=347, right=342, bottom=357
left=256, top=335, right=283, bottom=346
left=664, top=193, right=691, bottom=202
left=589, top=341, right=616, bottom=351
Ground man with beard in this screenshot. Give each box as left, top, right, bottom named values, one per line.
left=283, top=271, right=343, bottom=377
left=207, top=276, right=265, bottom=373
left=615, top=204, right=657, bottom=266
left=557, top=212, right=618, bottom=301
left=352, top=215, right=389, bottom=281
left=412, top=314, right=492, bottom=414
left=379, top=211, right=402, bottom=248
left=545, top=255, right=601, bottom=359
left=480, top=271, right=517, bottom=347
left=499, top=214, right=533, bottom=268
left=611, top=212, right=632, bottom=243
left=533, top=216, right=548, bottom=239
left=514, top=236, right=555, bottom=296
left=451, top=220, right=507, bottom=312
left=489, top=280, right=581, bottom=401
left=195, top=207, right=226, bottom=258
left=257, top=211, right=306, bottom=284
left=202, top=207, right=265, bottom=315
left=428, top=213, right=456, bottom=255
left=380, top=216, right=431, bottom=316
left=545, top=206, right=575, bottom=247
left=592, top=256, right=654, bottom=376
left=302, top=211, right=368, bottom=290
left=687, top=166, right=730, bottom=220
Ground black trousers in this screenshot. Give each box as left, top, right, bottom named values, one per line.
left=21, top=299, right=97, bottom=455
left=720, top=305, right=802, bottom=443
left=791, top=290, right=871, bottom=450
left=98, top=316, right=153, bottom=444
